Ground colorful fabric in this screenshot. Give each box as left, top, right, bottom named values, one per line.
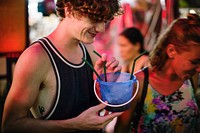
left=137, top=80, right=200, bottom=133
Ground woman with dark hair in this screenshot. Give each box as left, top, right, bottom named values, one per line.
left=2, top=0, right=124, bottom=133
left=118, top=27, right=149, bottom=73
left=115, top=13, right=200, bottom=133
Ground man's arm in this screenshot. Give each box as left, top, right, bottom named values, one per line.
left=2, top=44, right=122, bottom=133
left=2, top=44, right=73, bottom=133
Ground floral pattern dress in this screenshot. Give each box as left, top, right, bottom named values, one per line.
left=137, top=80, right=200, bottom=133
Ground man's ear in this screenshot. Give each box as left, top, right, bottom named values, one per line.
left=166, top=44, right=177, bottom=58
left=64, top=3, right=73, bottom=16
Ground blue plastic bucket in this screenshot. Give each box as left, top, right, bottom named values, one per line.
left=94, top=72, right=139, bottom=112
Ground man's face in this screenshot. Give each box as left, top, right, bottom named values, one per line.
left=66, top=15, right=106, bottom=44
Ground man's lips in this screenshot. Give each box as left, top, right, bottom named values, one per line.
left=89, top=32, right=97, bottom=37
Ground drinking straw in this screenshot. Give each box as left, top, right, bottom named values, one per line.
left=130, top=51, right=147, bottom=80
left=93, top=50, right=107, bottom=82
left=82, top=58, right=103, bottom=81
left=93, top=50, right=102, bottom=58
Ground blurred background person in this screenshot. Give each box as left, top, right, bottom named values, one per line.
left=117, top=27, right=149, bottom=73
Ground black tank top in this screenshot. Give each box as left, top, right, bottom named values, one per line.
left=37, top=37, right=101, bottom=133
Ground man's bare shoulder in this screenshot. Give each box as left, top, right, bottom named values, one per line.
left=20, top=43, right=48, bottom=63
left=15, top=43, right=50, bottom=76
left=23, top=43, right=47, bottom=59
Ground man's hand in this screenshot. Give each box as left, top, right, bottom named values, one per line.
left=74, top=103, right=123, bottom=130
left=94, top=53, right=122, bottom=80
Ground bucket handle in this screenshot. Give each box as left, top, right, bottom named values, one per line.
left=94, top=79, right=139, bottom=107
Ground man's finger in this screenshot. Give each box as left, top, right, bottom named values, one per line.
left=101, top=53, right=107, bottom=62
left=105, top=57, right=116, bottom=67
left=92, top=103, right=107, bottom=112
left=113, top=66, right=122, bottom=72
left=102, top=112, right=123, bottom=122
left=108, top=60, right=119, bottom=69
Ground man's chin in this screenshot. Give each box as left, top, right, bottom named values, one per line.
left=82, top=39, right=95, bottom=44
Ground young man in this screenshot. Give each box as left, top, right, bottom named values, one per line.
left=2, top=0, right=123, bottom=133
